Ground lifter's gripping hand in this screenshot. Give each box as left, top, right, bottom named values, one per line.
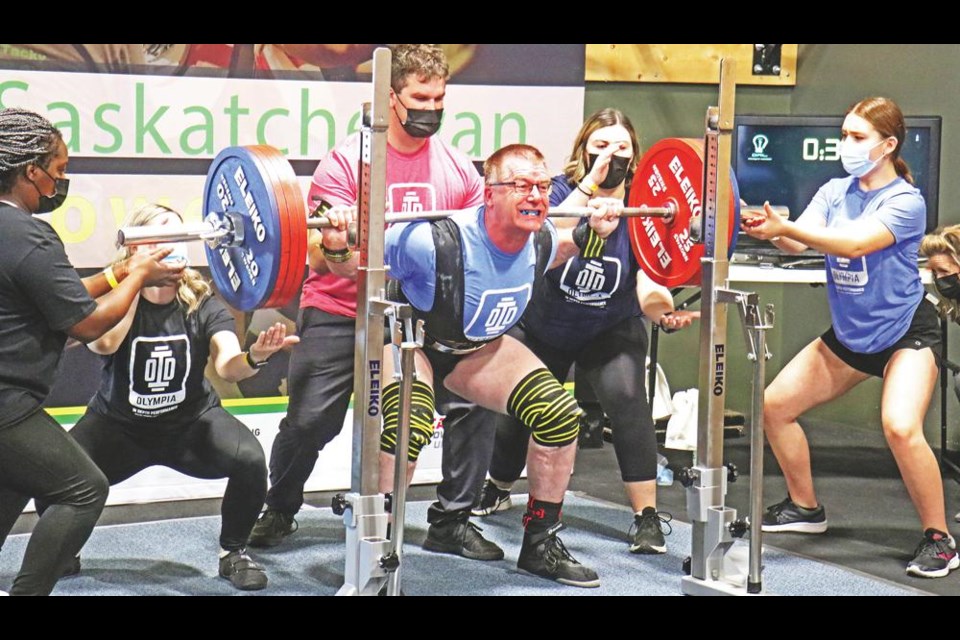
left=586, top=197, right=622, bottom=239
left=319, top=205, right=357, bottom=251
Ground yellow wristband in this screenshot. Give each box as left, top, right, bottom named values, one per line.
left=104, top=266, right=119, bottom=289
left=577, top=180, right=599, bottom=196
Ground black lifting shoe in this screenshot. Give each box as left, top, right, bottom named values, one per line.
left=422, top=515, right=505, bottom=561
left=517, top=522, right=600, bottom=588
left=219, top=549, right=268, bottom=591
left=247, top=509, right=298, bottom=548
left=471, top=479, right=513, bottom=517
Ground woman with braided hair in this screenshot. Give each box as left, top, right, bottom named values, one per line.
left=0, top=108, right=182, bottom=596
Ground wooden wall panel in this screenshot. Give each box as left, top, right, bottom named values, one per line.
left=586, top=44, right=798, bottom=86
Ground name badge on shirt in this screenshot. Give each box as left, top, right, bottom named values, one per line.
left=829, top=255, right=869, bottom=290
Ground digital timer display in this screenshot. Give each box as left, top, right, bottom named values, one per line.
left=801, top=137, right=840, bottom=162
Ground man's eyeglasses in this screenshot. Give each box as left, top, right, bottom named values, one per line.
left=488, top=180, right=553, bottom=197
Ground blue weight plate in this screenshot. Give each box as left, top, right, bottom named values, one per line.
left=203, top=146, right=284, bottom=311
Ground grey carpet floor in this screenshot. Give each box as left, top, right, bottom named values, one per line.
left=0, top=493, right=925, bottom=596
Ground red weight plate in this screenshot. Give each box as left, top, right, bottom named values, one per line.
left=248, top=146, right=307, bottom=309
left=257, top=147, right=301, bottom=309
left=272, top=155, right=308, bottom=308
left=628, top=138, right=739, bottom=287
left=275, top=155, right=308, bottom=308
left=245, top=146, right=296, bottom=309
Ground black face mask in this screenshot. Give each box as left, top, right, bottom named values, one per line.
left=31, top=166, right=70, bottom=214
left=935, top=274, right=960, bottom=301
left=588, top=153, right=631, bottom=190
left=395, top=95, right=443, bottom=139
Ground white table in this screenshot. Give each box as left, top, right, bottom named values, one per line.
left=728, top=261, right=933, bottom=285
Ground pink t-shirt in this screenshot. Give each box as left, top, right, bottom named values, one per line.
left=302, top=134, right=484, bottom=317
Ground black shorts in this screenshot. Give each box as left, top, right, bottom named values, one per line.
left=820, top=298, right=942, bottom=378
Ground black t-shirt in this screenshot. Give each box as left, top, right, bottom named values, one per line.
left=87, top=294, right=236, bottom=426
left=0, top=204, right=96, bottom=428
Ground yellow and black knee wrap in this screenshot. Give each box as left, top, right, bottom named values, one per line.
left=380, top=380, right=436, bottom=462
left=507, top=368, right=581, bottom=447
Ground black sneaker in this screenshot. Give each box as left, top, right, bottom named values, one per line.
left=906, top=528, right=959, bottom=578
left=629, top=507, right=672, bottom=554
left=761, top=496, right=827, bottom=533
left=247, top=509, right=298, bottom=548
left=422, top=517, right=505, bottom=561
left=60, top=554, right=81, bottom=578
left=219, top=549, right=268, bottom=591
left=517, top=522, right=600, bottom=588
left=471, top=480, right=513, bottom=517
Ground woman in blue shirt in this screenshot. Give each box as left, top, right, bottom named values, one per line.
left=743, top=96, right=952, bottom=579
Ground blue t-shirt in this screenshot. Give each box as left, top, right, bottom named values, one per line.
left=802, top=175, right=925, bottom=353
left=520, top=176, right=642, bottom=351
left=385, top=206, right=558, bottom=342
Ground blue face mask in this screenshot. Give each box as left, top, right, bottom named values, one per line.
left=160, top=242, right=189, bottom=266
left=839, top=138, right=888, bottom=178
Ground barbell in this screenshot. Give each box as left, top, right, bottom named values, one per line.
left=118, top=143, right=786, bottom=311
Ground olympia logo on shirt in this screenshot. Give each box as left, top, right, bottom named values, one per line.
left=129, top=335, right=190, bottom=416
left=559, top=257, right=623, bottom=307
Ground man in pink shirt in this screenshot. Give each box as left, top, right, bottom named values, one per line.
left=248, top=44, right=499, bottom=559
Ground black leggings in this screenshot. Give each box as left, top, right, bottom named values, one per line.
left=0, top=409, right=108, bottom=596
left=59, top=406, right=266, bottom=551
left=489, top=316, right=658, bottom=484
